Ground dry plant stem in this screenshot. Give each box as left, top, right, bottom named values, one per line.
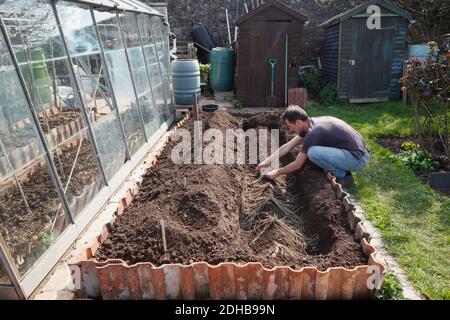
left=242, top=176, right=311, bottom=255
left=263, top=241, right=299, bottom=259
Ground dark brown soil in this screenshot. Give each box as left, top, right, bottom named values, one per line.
left=94, top=111, right=367, bottom=270
left=376, top=137, right=450, bottom=197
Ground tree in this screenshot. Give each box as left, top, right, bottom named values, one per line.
left=401, top=42, right=450, bottom=159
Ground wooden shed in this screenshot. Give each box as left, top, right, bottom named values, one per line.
left=321, top=0, right=414, bottom=103
left=236, top=0, right=308, bottom=107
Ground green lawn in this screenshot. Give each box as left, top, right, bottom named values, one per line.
left=307, top=101, right=450, bottom=300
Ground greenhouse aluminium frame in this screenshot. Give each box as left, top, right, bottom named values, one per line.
left=0, top=0, right=173, bottom=299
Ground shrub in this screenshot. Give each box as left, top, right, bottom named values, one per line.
left=199, top=63, right=210, bottom=84
left=302, top=70, right=323, bottom=98
left=400, top=42, right=449, bottom=158
left=35, top=230, right=57, bottom=257
left=175, top=114, right=185, bottom=123
left=390, top=148, right=440, bottom=171
left=233, top=99, right=243, bottom=109
left=377, top=271, right=403, bottom=300
left=401, top=141, right=420, bottom=151
left=320, top=84, right=339, bottom=106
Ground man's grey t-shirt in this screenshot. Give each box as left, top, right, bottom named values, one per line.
left=299, top=116, right=367, bottom=159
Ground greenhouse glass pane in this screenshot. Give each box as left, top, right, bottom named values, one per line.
left=0, top=154, right=70, bottom=277
left=0, top=141, right=13, bottom=184
left=2, top=0, right=107, bottom=218
left=137, top=14, right=166, bottom=126
left=119, top=12, right=159, bottom=138
left=0, top=0, right=85, bottom=135
left=150, top=16, right=173, bottom=120
left=50, top=133, right=106, bottom=218
left=0, top=31, right=70, bottom=277
left=55, top=2, right=129, bottom=185
left=93, top=9, right=145, bottom=156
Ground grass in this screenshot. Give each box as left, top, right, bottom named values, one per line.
left=307, top=101, right=450, bottom=300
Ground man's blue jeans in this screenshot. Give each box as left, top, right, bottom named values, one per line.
left=307, top=146, right=370, bottom=179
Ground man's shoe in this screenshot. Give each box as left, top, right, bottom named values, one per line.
left=336, top=172, right=354, bottom=188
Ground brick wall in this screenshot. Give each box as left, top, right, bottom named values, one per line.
left=144, top=0, right=364, bottom=65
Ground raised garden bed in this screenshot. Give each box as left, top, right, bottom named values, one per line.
left=70, top=111, right=385, bottom=300
left=2, top=109, right=83, bottom=150
left=0, top=111, right=85, bottom=179
left=38, top=110, right=82, bottom=133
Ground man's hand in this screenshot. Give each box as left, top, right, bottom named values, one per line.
left=263, top=169, right=279, bottom=180
left=256, top=160, right=270, bottom=171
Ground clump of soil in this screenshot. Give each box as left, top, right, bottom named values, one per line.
left=94, top=111, right=367, bottom=270
left=242, top=112, right=283, bottom=130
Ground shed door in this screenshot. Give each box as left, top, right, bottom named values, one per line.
left=349, top=19, right=394, bottom=103
left=248, top=21, right=289, bottom=107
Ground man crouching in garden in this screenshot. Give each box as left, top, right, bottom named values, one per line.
left=256, top=105, right=370, bottom=187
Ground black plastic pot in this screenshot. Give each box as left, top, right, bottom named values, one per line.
left=430, top=172, right=450, bottom=190
left=202, top=104, right=218, bottom=112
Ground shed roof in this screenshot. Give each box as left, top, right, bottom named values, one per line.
left=320, top=0, right=414, bottom=28
left=236, top=0, right=308, bottom=25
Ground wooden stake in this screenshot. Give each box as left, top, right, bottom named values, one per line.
left=225, top=8, right=232, bottom=47
left=192, top=92, right=199, bottom=120
left=160, top=219, right=167, bottom=253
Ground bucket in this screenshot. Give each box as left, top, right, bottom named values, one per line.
left=407, top=44, right=434, bottom=62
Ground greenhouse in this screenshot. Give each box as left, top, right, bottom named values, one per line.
left=0, top=0, right=173, bottom=299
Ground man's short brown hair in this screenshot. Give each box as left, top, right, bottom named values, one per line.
left=281, top=105, right=309, bottom=123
